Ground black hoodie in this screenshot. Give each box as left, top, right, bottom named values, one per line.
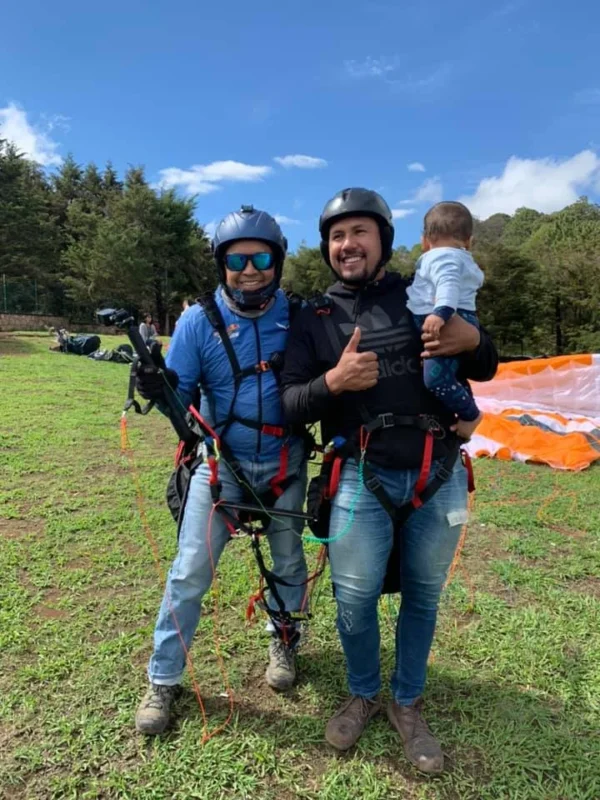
left=280, top=271, right=498, bottom=470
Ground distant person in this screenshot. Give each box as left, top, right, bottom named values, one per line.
left=175, top=297, right=195, bottom=328
left=406, top=201, right=485, bottom=440
left=181, top=297, right=194, bottom=314
left=139, top=313, right=158, bottom=346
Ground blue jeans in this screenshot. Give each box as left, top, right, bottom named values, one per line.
left=328, top=455, right=468, bottom=705
left=412, top=309, right=481, bottom=422
left=148, top=441, right=308, bottom=686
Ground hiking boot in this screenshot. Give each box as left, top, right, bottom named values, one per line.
left=135, top=683, right=179, bottom=735
left=387, top=697, right=444, bottom=774
left=265, top=638, right=297, bottom=691
left=325, top=695, right=381, bottom=751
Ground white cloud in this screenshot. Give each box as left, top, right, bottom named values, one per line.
left=344, top=56, right=399, bottom=79
left=398, top=177, right=443, bottom=206
left=458, top=150, right=600, bottom=219
left=387, top=63, right=453, bottom=94
left=157, top=160, right=272, bottom=194
left=413, top=177, right=443, bottom=203
left=407, top=162, right=426, bottom=172
left=574, top=88, right=600, bottom=106
left=0, top=103, right=63, bottom=166
left=274, top=154, right=328, bottom=169
left=274, top=214, right=301, bottom=225
left=391, top=208, right=416, bottom=220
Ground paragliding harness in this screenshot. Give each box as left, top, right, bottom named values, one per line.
left=103, top=297, right=321, bottom=646
left=303, top=293, right=475, bottom=595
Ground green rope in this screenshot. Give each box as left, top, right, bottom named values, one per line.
left=303, top=455, right=365, bottom=545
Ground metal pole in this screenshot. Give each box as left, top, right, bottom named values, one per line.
left=2, top=274, right=6, bottom=313
left=34, top=279, right=38, bottom=313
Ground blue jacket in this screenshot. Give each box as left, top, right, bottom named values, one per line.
left=165, top=286, right=298, bottom=463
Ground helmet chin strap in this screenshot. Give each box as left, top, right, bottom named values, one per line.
left=225, top=278, right=278, bottom=310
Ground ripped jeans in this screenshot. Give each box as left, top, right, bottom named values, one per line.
left=328, top=456, right=468, bottom=705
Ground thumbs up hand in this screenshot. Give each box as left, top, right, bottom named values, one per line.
left=325, top=326, right=379, bottom=395
left=343, top=325, right=362, bottom=353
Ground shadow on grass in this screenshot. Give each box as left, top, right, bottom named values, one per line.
left=0, top=334, right=43, bottom=356
left=159, top=647, right=598, bottom=794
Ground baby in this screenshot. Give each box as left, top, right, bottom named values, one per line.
left=406, top=201, right=484, bottom=439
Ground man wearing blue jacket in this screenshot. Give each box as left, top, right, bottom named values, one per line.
left=134, top=206, right=309, bottom=735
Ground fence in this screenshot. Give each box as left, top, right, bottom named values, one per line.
left=1, top=274, right=48, bottom=314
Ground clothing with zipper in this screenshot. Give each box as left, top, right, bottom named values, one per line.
left=147, top=284, right=308, bottom=687
left=279, top=270, right=498, bottom=705
left=280, top=271, right=497, bottom=469
left=165, top=285, right=303, bottom=461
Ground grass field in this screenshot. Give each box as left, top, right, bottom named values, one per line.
left=1, top=332, right=600, bottom=800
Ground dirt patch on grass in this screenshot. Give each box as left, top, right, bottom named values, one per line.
left=33, top=604, right=68, bottom=620
left=567, top=577, right=600, bottom=598
left=0, top=517, right=42, bottom=539
left=32, top=588, right=68, bottom=620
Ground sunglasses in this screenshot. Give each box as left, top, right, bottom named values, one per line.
left=224, top=252, right=274, bottom=272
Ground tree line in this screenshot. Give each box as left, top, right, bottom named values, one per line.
left=1, top=138, right=599, bottom=352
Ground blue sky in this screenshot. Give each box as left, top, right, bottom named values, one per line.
left=2, top=0, right=600, bottom=250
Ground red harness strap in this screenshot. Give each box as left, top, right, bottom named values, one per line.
left=411, top=430, right=434, bottom=509
left=462, top=449, right=476, bottom=493
left=261, top=424, right=286, bottom=438
left=269, top=442, right=289, bottom=498
left=326, top=457, right=343, bottom=500
left=207, top=455, right=219, bottom=486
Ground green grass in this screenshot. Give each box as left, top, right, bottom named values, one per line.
left=1, top=332, right=599, bottom=800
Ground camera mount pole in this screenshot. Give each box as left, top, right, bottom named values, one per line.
left=100, top=308, right=196, bottom=445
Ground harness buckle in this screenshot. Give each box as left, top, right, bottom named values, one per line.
left=435, top=464, right=453, bottom=482
left=379, top=413, right=395, bottom=429
left=255, top=360, right=271, bottom=373
left=364, top=474, right=383, bottom=493
left=423, top=415, right=446, bottom=439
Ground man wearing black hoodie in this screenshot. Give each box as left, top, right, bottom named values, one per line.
left=280, top=188, right=498, bottom=774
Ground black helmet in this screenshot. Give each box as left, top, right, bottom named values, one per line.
left=319, top=188, right=395, bottom=283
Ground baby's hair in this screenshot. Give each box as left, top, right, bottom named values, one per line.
left=423, top=201, right=473, bottom=243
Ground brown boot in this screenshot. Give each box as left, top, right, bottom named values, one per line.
left=325, top=695, right=381, bottom=751
left=387, top=698, right=444, bottom=774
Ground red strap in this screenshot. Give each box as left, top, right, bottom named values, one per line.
left=245, top=589, right=263, bottom=621
left=462, top=450, right=475, bottom=493
left=412, top=431, right=434, bottom=509
left=174, top=440, right=185, bottom=466
left=326, top=456, right=343, bottom=500
left=208, top=455, right=219, bottom=486
left=269, top=443, right=289, bottom=498
left=261, top=424, right=286, bottom=438
left=187, top=405, right=221, bottom=447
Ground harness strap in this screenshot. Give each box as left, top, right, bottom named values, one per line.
left=411, top=431, right=434, bottom=509
left=269, top=443, right=289, bottom=498
left=361, top=412, right=444, bottom=436
left=198, top=292, right=244, bottom=383
left=462, top=449, right=476, bottom=493
left=309, top=295, right=343, bottom=361
left=360, top=440, right=460, bottom=530
left=327, top=457, right=343, bottom=499
left=216, top=416, right=287, bottom=437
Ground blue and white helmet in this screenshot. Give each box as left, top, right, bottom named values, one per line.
left=212, top=205, right=288, bottom=308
